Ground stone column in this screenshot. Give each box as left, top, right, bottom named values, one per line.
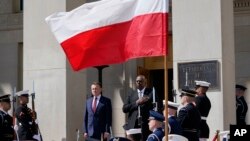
left=172, top=0, right=235, bottom=139
left=24, top=0, right=86, bottom=140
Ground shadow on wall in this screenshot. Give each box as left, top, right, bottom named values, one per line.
left=0, top=87, right=4, bottom=95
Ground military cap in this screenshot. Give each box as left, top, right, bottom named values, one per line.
left=180, top=89, right=197, bottom=97
left=0, top=94, right=11, bottom=103
left=168, top=101, right=179, bottom=110
left=16, top=90, right=29, bottom=97
left=236, top=84, right=247, bottom=91
left=148, top=110, right=164, bottom=122
left=195, top=80, right=211, bottom=88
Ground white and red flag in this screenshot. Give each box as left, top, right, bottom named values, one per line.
left=46, top=0, right=168, bottom=71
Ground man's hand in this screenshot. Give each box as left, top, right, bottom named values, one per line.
left=136, top=96, right=149, bottom=105
left=83, top=133, right=88, bottom=139
left=103, top=132, right=110, bottom=139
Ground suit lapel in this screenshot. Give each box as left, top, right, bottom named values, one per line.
left=95, top=96, right=104, bottom=113
left=88, top=97, right=95, bottom=113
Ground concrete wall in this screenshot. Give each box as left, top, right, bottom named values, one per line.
left=234, top=12, right=250, bottom=124
left=23, top=0, right=86, bottom=140
left=0, top=0, right=23, bottom=95
left=172, top=0, right=235, bottom=139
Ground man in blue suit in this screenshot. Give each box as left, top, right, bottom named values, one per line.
left=83, top=82, right=112, bottom=141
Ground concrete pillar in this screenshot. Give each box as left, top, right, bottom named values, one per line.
left=234, top=8, right=250, bottom=124
left=24, top=0, right=86, bottom=140
left=172, top=0, right=235, bottom=139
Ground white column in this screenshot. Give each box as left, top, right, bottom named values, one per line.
left=172, top=0, right=235, bottom=139
left=24, top=0, right=87, bottom=140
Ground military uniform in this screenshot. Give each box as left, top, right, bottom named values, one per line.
left=147, top=128, right=164, bottom=141
left=168, top=101, right=182, bottom=135
left=0, top=95, right=14, bottom=141
left=236, top=84, right=248, bottom=125
left=236, top=96, right=248, bottom=125
left=15, top=90, right=36, bottom=140
left=195, top=80, right=211, bottom=139
left=168, top=116, right=182, bottom=135
left=146, top=110, right=164, bottom=141
left=177, top=89, right=201, bottom=141
left=195, top=95, right=211, bottom=138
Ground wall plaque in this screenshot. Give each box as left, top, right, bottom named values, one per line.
left=178, top=60, right=220, bottom=90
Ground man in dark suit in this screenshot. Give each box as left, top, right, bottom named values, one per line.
left=236, top=84, right=248, bottom=125
left=194, top=80, right=211, bottom=141
left=123, top=75, right=157, bottom=141
left=0, top=94, right=14, bottom=141
left=83, top=82, right=112, bottom=141
left=15, top=90, right=37, bottom=140
left=177, top=89, right=201, bottom=141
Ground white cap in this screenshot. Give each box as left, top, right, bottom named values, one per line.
left=168, top=134, right=188, bottom=141
left=219, top=131, right=230, bottom=139
left=16, top=90, right=29, bottom=97
left=195, top=80, right=211, bottom=87
left=168, top=101, right=179, bottom=110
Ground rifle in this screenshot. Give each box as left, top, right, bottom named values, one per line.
left=31, top=81, right=43, bottom=141
left=152, top=87, right=158, bottom=111
left=12, top=87, right=19, bottom=141
left=172, top=80, right=177, bottom=103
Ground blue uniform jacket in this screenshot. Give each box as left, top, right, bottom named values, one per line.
left=146, top=128, right=164, bottom=141
left=169, top=116, right=182, bottom=135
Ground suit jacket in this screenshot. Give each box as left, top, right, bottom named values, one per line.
left=123, top=87, right=157, bottom=141
left=123, top=88, right=155, bottom=129
left=84, top=95, right=112, bottom=140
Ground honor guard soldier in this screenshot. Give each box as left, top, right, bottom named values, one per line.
left=177, top=89, right=201, bottom=141
left=15, top=90, right=36, bottom=140
left=0, top=94, right=14, bottom=141
left=167, top=101, right=182, bottom=135
left=194, top=80, right=211, bottom=141
left=236, top=84, right=248, bottom=125
left=146, top=110, right=164, bottom=141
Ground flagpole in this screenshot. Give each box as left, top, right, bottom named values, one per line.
left=164, top=0, right=169, bottom=140
left=164, top=50, right=168, bottom=141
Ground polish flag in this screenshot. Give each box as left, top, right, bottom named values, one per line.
left=46, top=0, right=168, bottom=71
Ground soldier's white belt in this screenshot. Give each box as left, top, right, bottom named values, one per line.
left=183, top=129, right=198, bottom=133
left=126, top=128, right=141, bottom=135
left=201, top=116, right=207, bottom=120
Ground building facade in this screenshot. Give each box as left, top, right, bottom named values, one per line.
left=0, top=0, right=250, bottom=140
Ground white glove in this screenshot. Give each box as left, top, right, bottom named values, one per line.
left=14, top=125, right=18, bottom=131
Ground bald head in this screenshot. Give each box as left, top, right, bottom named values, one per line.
left=136, top=75, right=147, bottom=90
